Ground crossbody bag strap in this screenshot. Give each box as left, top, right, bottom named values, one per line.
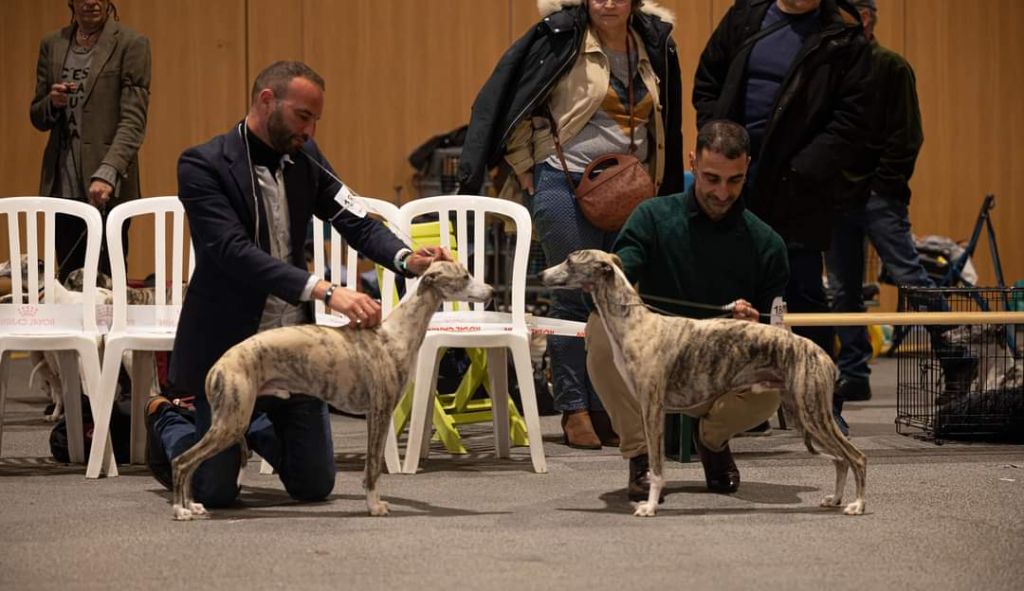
left=627, top=31, right=636, bottom=155
left=546, top=107, right=578, bottom=196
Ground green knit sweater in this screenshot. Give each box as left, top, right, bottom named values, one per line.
left=614, top=187, right=789, bottom=320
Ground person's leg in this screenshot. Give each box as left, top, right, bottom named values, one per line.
left=531, top=163, right=608, bottom=447
left=147, top=393, right=244, bottom=507
left=786, top=249, right=833, bottom=354
left=863, top=193, right=975, bottom=397
left=584, top=314, right=644, bottom=458
left=258, top=394, right=336, bottom=502
left=586, top=313, right=658, bottom=500
left=827, top=206, right=873, bottom=385
left=55, top=213, right=87, bottom=284
left=188, top=394, right=248, bottom=508
left=695, top=385, right=782, bottom=492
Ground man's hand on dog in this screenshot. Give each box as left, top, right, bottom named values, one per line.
left=325, top=286, right=381, bottom=329
left=405, top=246, right=452, bottom=275
left=731, top=299, right=760, bottom=323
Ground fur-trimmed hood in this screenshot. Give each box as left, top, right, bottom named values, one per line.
left=537, top=0, right=675, bottom=25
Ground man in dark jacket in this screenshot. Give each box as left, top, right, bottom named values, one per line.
left=826, top=0, right=972, bottom=434
left=145, top=61, right=445, bottom=507
left=693, top=0, right=871, bottom=355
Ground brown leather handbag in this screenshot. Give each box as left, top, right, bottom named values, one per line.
left=550, top=34, right=654, bottom=232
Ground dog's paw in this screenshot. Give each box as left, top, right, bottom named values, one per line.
left=819, top=495, right=843, bottom=508
left=843, top=499, right=865, bottom=515
left=367, top=500, right=391, bottom=517
left=172, top=504, right=195, bottom=521
left=172, top=502, right=208, bottom=521
left=633, top=501, right=658, bottom=517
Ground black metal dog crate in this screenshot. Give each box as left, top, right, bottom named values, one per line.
left=896, top=286, right=1024, bottom=440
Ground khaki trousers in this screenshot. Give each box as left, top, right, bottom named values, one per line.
left=584, top=313, right=781, bottom=458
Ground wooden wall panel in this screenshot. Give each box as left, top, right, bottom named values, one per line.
left=873, top=0, right=905, bottom=54
left=300, top=0, right=514, bottom=203
left=0, top=3, right=69, bottom=262
left=248, top=0, right=304, bottom=76
left=905, top=0, right=1024, bottom=287
left=2, top=0, right=1022, bottom=288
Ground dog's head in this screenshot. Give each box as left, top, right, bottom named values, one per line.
left=0, top=255, right=46, bottom=283
left=539, top=249, right=623, bottom=293
left=416, top=260, right=493, bottom=303
left=63, top=268, right=112, bottom=292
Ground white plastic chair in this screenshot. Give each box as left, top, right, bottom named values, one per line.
left=86, top=196, right=193, bottom=478
left=295, top=196, right=403, bottom=475
left=400, top=195, right=546, bottom=474
left=0, top=197, right=110, bottom=472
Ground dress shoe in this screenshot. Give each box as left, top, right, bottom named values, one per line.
left=835, top=377, right=872, bottom=402
left=561, top=410, right=601, bottom=449
left=693, top=424, right=740, bottom=493
left=589, top=410, right=620, bottom=447
left=627, top=453, right=665, bottom=503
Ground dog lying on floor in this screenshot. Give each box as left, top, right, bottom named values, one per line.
left=540, top=250, right=866, bottom=517
left=170, top=260, right=493, bottom=521
left=0, top=257, right=161, bottom=421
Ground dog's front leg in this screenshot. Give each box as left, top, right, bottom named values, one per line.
left=635, top=387, right=666, bottom=517
left=363, top=389, right=392, bottom=517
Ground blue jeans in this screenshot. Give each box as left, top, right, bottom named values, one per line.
left=531, top=162, right=618, bottom=412
left=827, top=192, right=940, bottom=382
left=157, top=393, right=336, bottom=508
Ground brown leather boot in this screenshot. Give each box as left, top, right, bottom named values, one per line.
left=589, top=410, right=620, bottom=447
left=561, top=410, right=601, bottom=449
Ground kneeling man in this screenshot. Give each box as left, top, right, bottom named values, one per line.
left=587, top=120, right=789, bottom=500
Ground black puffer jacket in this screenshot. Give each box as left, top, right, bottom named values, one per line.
left=458, top=2, right=683, bottom=197
left=693, top=0, right=871, bottom=250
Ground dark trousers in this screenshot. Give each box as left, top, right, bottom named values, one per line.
left=155, top=393, right=336, bottom=508
left=786, top=248, right=834, bottom=356
left=55, top=211, right=129, bottom=284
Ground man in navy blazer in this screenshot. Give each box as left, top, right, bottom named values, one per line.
left=146, top=61, right=445, bottom=507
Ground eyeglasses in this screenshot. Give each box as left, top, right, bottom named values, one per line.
left=591, top=0, right=631, bottom=6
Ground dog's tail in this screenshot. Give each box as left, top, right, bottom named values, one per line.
left=780, top=342, right=843, bottom=459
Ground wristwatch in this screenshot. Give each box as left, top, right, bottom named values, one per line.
left=396, top=249, right=414, bottom=277
left=322, top=284, right=337, bottom=306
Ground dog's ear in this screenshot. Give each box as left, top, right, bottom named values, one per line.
left=416, top=269, right=437, bottom=295
left=609, top=253, right=624, bottom=270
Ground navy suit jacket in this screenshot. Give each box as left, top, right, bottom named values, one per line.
left=169, top=122, right=407, bottom=397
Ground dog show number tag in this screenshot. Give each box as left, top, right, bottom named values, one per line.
left=770, top=296, right=789, bottom=331
left=333, top=184, right=367, bottom=218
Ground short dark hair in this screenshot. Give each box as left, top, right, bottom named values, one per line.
left=250, top=61, right=325, bottom=105
left=695, top=120, right=750, bottom=160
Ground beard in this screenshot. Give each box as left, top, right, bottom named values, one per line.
left=266, top=106, right=303, bottom=154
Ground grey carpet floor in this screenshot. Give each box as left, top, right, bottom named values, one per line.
left=1, top=355, right=1022, bottom=590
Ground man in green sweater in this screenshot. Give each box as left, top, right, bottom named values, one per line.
left=586, top=120, right=789, bottom=501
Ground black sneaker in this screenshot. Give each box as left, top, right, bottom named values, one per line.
left=836, top=377, right=872, bottom=402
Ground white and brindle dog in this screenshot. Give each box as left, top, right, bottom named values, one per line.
left=1, top=257, right=162, bottom=421
left=171, top=260, right=493, bottom=521
left=1, top=257, right=114, bottom=421
left=540, top=250, right=866, bottom=517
